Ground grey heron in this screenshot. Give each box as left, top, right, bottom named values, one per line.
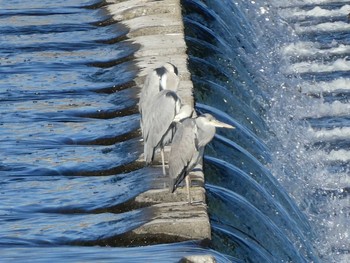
left=143, top=89, right=193, bottom=175
left=169, top=113, right=234, bottom=203
left=139, top=62, right=180, bottom=137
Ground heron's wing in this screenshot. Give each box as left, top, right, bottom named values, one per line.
left=139, top=69, right=162, bottom=138
left=143, top=90, right=180, bottom=163
left=139, top=70, right=161, bottom=115
left=168, top=118, right=198, bottom=192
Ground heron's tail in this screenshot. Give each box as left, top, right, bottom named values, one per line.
left=169, top=178, right=177, bottom=193
left=169, top=169, right=186, bottom=194
left=144, top=142, right=155, bottom=165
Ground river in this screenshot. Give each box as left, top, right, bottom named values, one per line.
left=1, top=0, right=349, bottom=262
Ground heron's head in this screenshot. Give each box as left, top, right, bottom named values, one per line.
left=163, top=62, right=179, bottom=76
left=199, top=114, right=235, bottom=129
left=159, top=63, right=180, bottom=91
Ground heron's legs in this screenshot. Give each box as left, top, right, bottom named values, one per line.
left=185, top=175, right=192, bottom=204
left=160, top=148, right=166, bottom=176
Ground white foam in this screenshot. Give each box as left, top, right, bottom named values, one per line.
left=288, top=58, right=350, bottom=73
left=302, top=78, right=350, bottom=92
left=283, top=41, right=350, bottom=57
left=281, top=5, right=350, bottom=18
left=282, top=41, right=321, bottom=56
left=301, top=100, right=350, bottom=118
left=261, top=2, right=350, bottom=261
left=311, top=127, right=350, bottom=140
left=295, top=21, right=350, bottom=34
left=267, top=3, right=350, bottom=262
left=274, top=0, right=350, bottom=8
left=310, top=170, right=350, bottom=189
left=325, top=149, right=350, bottom=162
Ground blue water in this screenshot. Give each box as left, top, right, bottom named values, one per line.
left=1, top=0, right=349, bottom=262
left=0, top=0, right=154, bottom=256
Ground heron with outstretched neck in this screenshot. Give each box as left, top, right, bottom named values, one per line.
left=169, top=113, right=234, bottom=203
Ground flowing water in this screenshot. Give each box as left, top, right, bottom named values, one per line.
left=1, top=0, right=349, bottom=262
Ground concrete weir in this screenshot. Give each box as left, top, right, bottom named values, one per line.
left=102, top=0, right=212, bottom=253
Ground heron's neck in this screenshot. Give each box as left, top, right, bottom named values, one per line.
left=161, top=72, right=179, bottom=91
left=196, top=121, right=216, bottom=148
left=160, top=74, right=167, bottom=90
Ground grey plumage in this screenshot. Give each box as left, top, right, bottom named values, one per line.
left=169, top=113, right=234, bottom=202
left=139, top=62, right=192, bottom=175
left=168, top=118, right=199, bottom=193
left=143, top=90, right=181, bottom=165
left=139, top=63, right=179, bottom=137
left=144, top=91, right=193, bottom=175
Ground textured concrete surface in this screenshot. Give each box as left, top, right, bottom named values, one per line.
left=106, top=0, right=194, bottom=106
left=104, top=0, right=211, bottom=248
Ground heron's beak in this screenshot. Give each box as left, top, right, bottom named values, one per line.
left=211, top=119, right=235, bottom=129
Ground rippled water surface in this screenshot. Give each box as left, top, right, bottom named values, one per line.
left=0, top=1, right=237, bottom=262
left=0, top=0, right=157, bottom=259
left=1, top=0, right=349, bottom=262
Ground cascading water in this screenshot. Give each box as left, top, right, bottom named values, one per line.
left=1, top=0, right=348, bottom=262
left=275, top=1, right=350, bottom=261
left=183, top=0, right=349, bottom=262
left=182, top=0, right=318, bottom=262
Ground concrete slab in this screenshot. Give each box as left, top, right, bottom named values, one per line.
left=133, top=201, right=210, bottom=239
left=179, top=255, right=217, bottom=263
left=132, top=34, right=188, bottom=61
left=106, top=0, right=180, bottom=22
